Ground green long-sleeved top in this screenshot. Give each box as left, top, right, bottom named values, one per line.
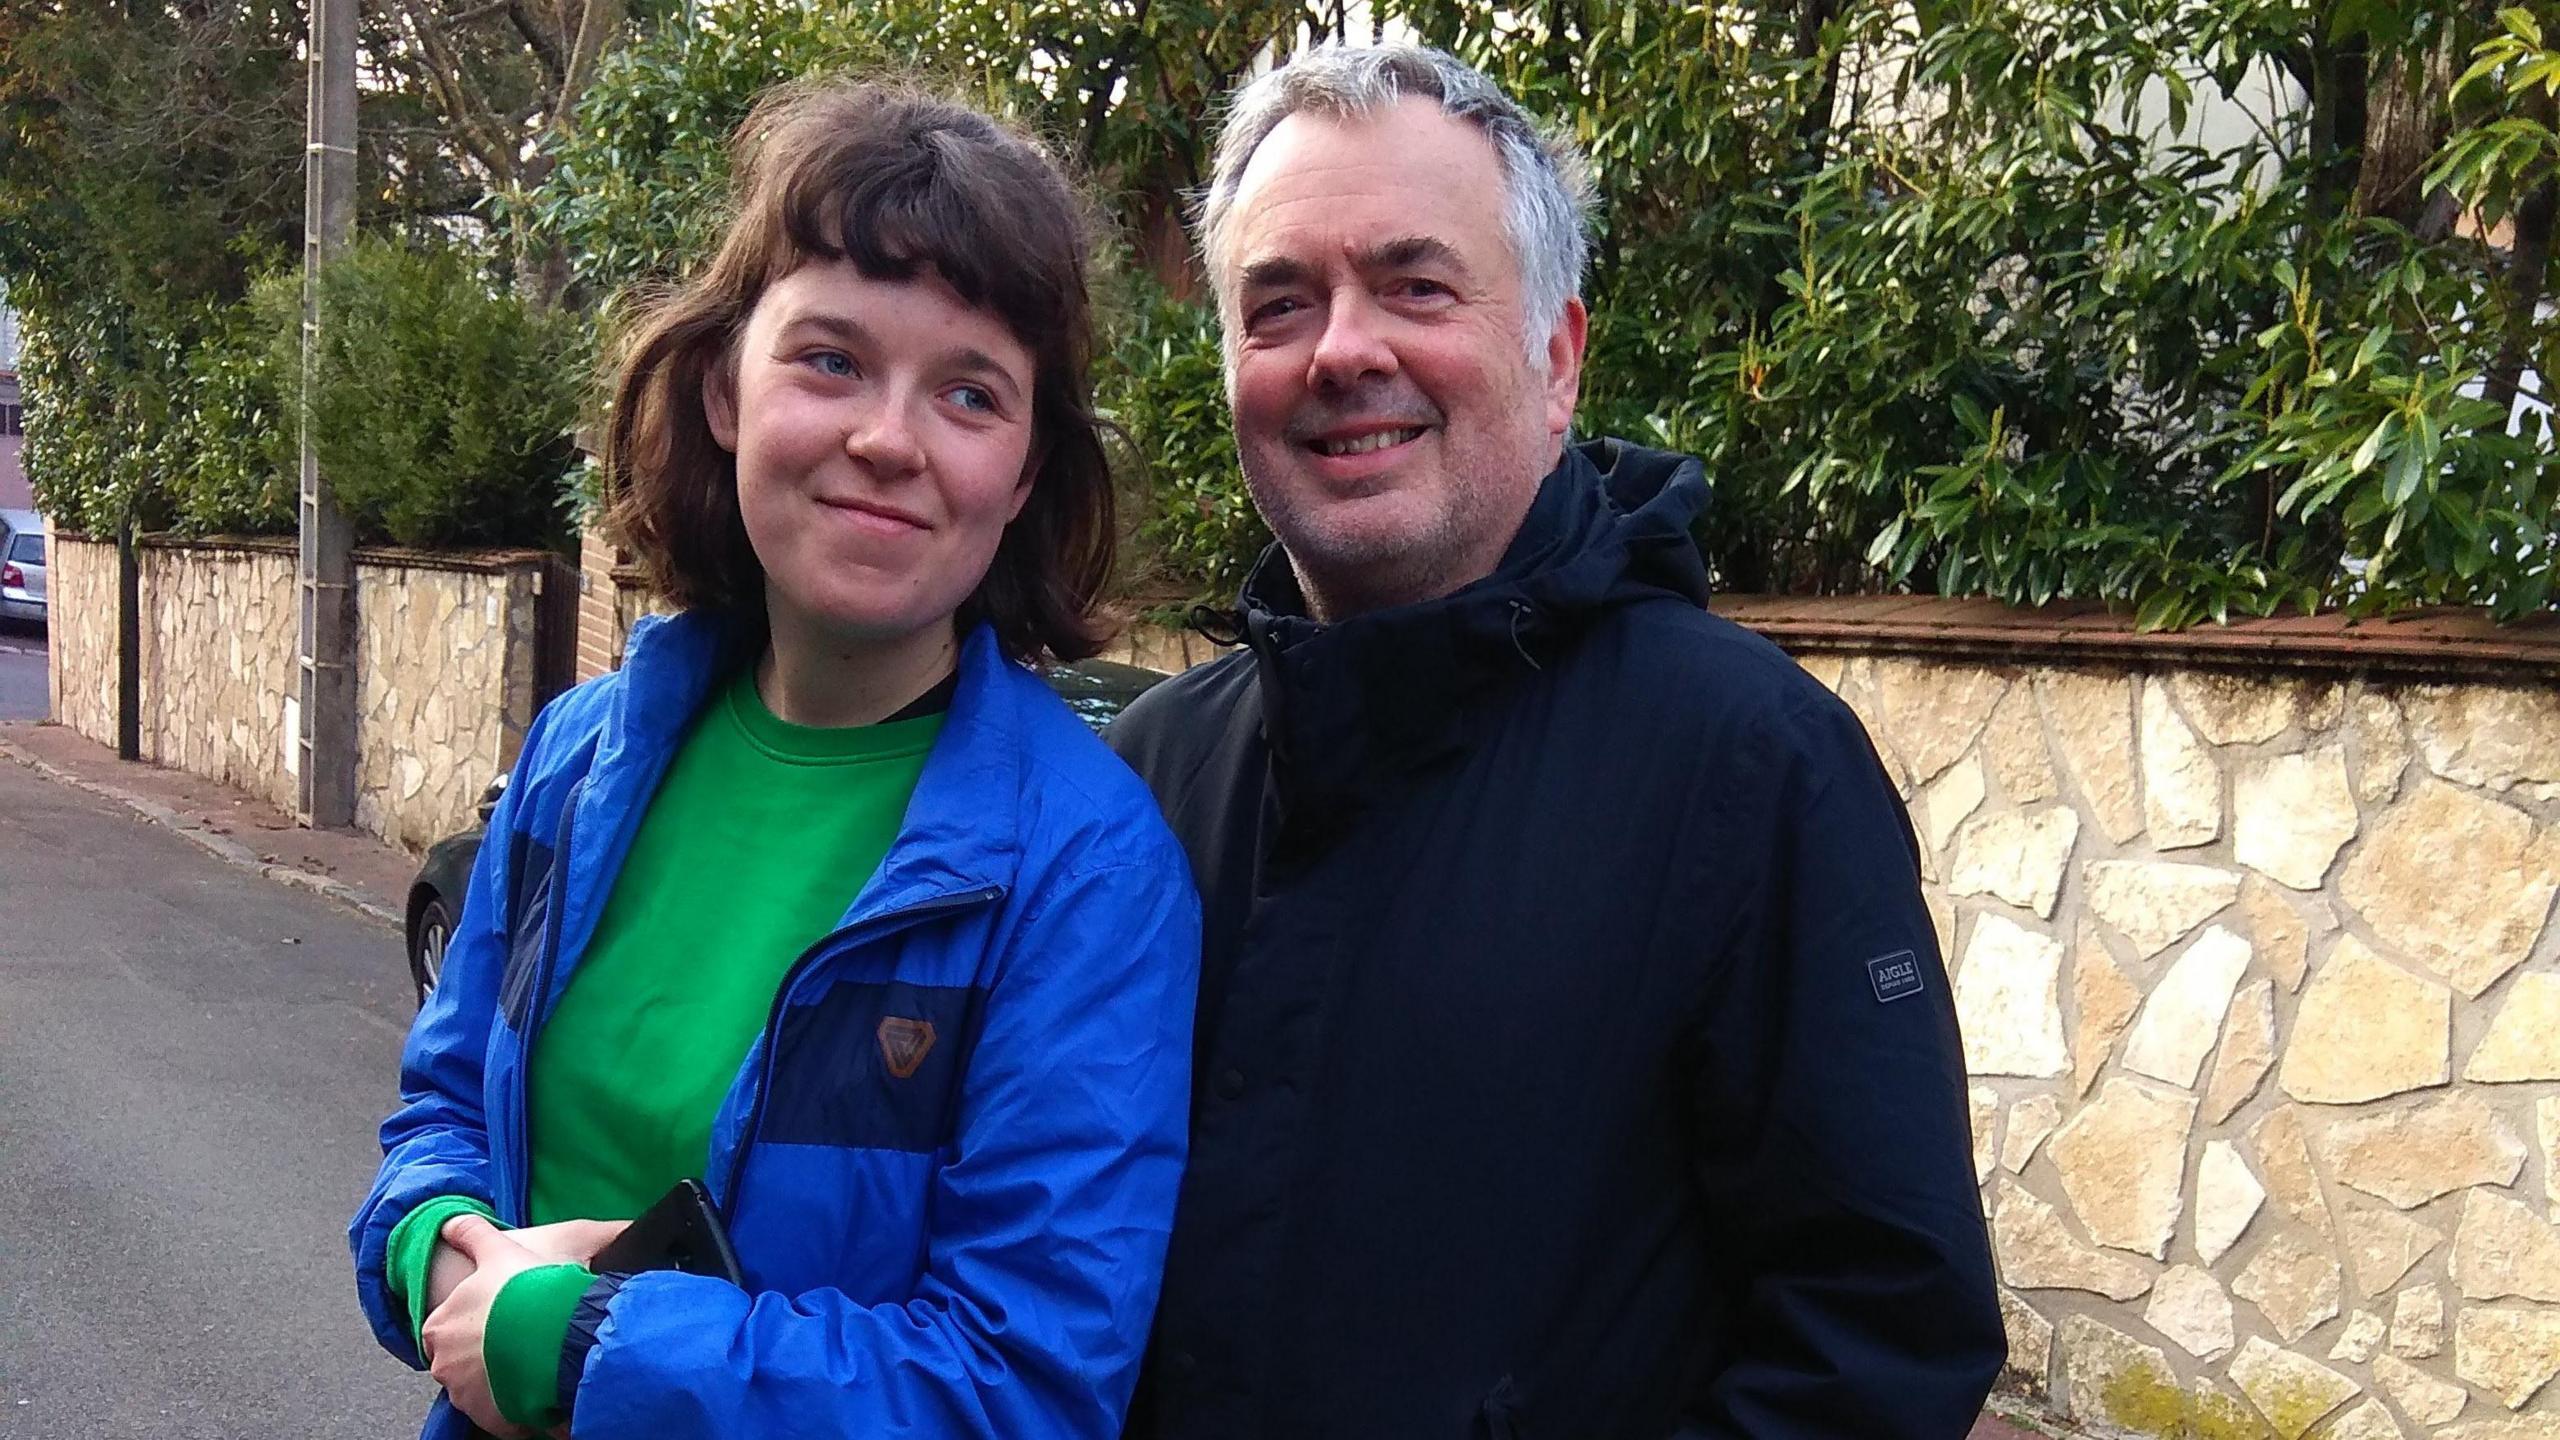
left=387, top=668, right=941, bottom=1427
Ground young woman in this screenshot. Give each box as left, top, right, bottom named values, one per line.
left=350, top=81, right=1199, bottom=1440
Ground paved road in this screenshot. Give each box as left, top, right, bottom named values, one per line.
left=0, top=758, right=435, bottom=1436
left=0, top=625, right=43, bottom=722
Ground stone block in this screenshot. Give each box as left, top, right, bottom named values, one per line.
left=2323, top=1095, right=2526, bottom=1210
left=2074, top=928, right=2144, bottom=1097
left=1985, top=685, right=2057, bottom=804
left=2243, top=876, right=2314, bottom=992
left=2141, top=678, right=2224, bottom=850
left=2455, top=1305, right=2560, bottom=1409
left=2252, top=1107, right=2337, bottom=1236
left=1875, top=658, right=2008, bottom=784
left=2227, top=1335, right=2361, bottom=1440
left=2171, top=672, right=2304, bottom=746
left=2453, top=1187, right=2560, bottom=1304
left=2083, top=859, right=2244, bottom=959
left=1973, top=1084, right=2000, bottom=1185
left=1957, top=914, right=2070, bottom=1078
left=2040, top=669, right=2145, bottom=844
left=2147, top=1263, right=2237, bottom=1359
left=1920, top=755, right=1986, bottom=854
left=2349, top=690, right=2411, bottom=805
left=2279, top=936, right=2451, bottom=1105
left=1991, top=1176, right=2159, bottom=1299
left=2343, top=1204, right=2446, bottom=1298
left=2372, top=1351, right=2468, bottom=1426
left=2233, top=1228, right=2344, bottom=1342
left=1949, top=806, right=2079, bottom=918
left=2465, top=972, right=2560, bottom=1083
left=2338, top=779, right=2560, bottom=998
left=2404, top=684, right=2560, bottom=802
left=1998, top=1287, right=2054, bottom=1391
left=2233, top=747, right=2360, bottom=891
left=2541, top=1099, right=2560, bottom=1224
left=2394, top=1282, right=2448, bottom=1359
left=2049, top=1078, right=2196, bottom=1258
left=2441, top=1420, right=2560, bottom=1440
left=2124, top=925, right=2254, bottom=1089
left=2197, top=1139, right=2268, bottom=1267
left=2322, top=1399, right=2406, bottom=1440
left=2205, top=980, right=2278, bottom=1125
left=2331, top=1309, right=2387, bottom=1365
left=2057, top=1314, right=2183, bottom=1434
left=2002, top=1093, right=2064, bottom=1173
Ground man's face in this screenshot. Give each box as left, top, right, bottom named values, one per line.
left=1220, top=98, right=1586, bottom=619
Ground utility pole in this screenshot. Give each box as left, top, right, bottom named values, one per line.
left=297, top=0, right=358, bottom=827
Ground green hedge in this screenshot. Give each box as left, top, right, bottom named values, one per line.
left=30, top=240, right=588, bottom=551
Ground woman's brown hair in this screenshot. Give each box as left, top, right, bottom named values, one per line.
left=602, top=79, right=1116, bottom=664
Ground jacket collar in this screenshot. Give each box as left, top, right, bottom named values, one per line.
left=598, top=611, right=1026, bottom=908
left=1227, top=437, right=1710, bottom=814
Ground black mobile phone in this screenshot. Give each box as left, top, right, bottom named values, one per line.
left=592, top=1178, right=747, bottom=1286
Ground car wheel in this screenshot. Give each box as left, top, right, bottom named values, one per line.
left=410, top=894, right=456, bottom=1006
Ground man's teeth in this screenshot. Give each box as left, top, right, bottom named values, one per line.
left=1315, top=427, right=1423, bottom=457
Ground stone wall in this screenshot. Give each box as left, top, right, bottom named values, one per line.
left=46, top=536, right=117, bottom=745
left=354, top=553, right=546, bottom=851
left=46, top=534, right=555, bottom=853
left=1117, top=602, right=2560, bottom=1439
left=1786, top=636, right=2560, bottom=1440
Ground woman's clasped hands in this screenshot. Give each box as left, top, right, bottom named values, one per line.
left=421, top=1215, right=629, bottom=1439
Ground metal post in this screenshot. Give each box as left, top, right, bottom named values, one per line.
left=297, top=0, right=358, bottom=827
left=116, top=516, right=139, bottom=762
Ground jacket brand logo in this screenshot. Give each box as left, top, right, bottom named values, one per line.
left=1866, top=950, right=1924, bottom=1003
left=877, top=1017, right=938, bottom=1078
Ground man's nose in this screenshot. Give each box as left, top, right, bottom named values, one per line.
left=1305, top=294, right=1398, bottom=390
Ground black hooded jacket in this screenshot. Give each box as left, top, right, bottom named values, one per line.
left=1106, top=439, right=2002, bottom=1440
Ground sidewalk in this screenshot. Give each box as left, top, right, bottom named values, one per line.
left=0, top=719, right=414, bottom=928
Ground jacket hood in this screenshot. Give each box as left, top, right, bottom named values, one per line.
left=1223, top=437, right=1709, bottom=819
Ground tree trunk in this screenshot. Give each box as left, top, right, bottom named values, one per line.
left=2356, top=39, right=2456, bottom=232
left=2306, top=33, right=2370, bottom=220
left=2483, top=90, right=2556, bottom=417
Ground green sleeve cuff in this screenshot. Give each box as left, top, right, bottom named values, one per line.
left=385, top=1195, right=501, bottom=1352
left=487, top=1262, right=594, bottom=1429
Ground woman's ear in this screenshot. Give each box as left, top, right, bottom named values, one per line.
left=702, top=356, right=741, bottom=453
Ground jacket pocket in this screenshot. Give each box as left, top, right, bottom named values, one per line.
left=761, top=978, right=989, bottom=1153
left=1478, top=1375, right=1527, bottom=1440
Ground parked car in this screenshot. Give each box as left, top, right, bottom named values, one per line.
left=0, top=509, right=45, bottom=630
left=403, top=656, right=1171, bottom=1002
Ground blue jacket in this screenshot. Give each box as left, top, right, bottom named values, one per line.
left=351, top=613, right=1201, bottom=1440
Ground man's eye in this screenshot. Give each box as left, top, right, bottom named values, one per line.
left=1247, top=296, right=1304, bottom=326
left=1393, top=279, right=1451, bottom=300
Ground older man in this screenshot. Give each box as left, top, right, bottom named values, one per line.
left=1106, top=43, right=2002, bottom=1439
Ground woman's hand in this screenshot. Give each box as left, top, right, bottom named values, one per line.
left=506, top=1217, right=630, bottom=1267
left=421, top=1214, right=548, bottom=1438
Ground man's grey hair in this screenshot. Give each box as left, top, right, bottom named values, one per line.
left=1196, top=43, right=1597, bottom=362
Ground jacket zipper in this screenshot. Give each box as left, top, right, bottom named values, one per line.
left=716, top=883, right=1006, bottom=1222
left=510, top=776, right=586, bottom=1223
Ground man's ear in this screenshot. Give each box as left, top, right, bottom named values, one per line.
left=1542, top=296, right=1589, bottom=441
left=702, top=355, right=740, bottom=453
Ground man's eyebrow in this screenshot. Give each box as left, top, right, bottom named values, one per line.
left=1359, top=235, right=1469, bottom=276
left=1238, top=236, right=1471, bottom=293
left=1238, top=255, right=1315, bottom=292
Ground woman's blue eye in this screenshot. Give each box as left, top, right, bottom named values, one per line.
left=950, top=385, right=997, bottom=413
left=809, top=351, right=854, bottom=377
